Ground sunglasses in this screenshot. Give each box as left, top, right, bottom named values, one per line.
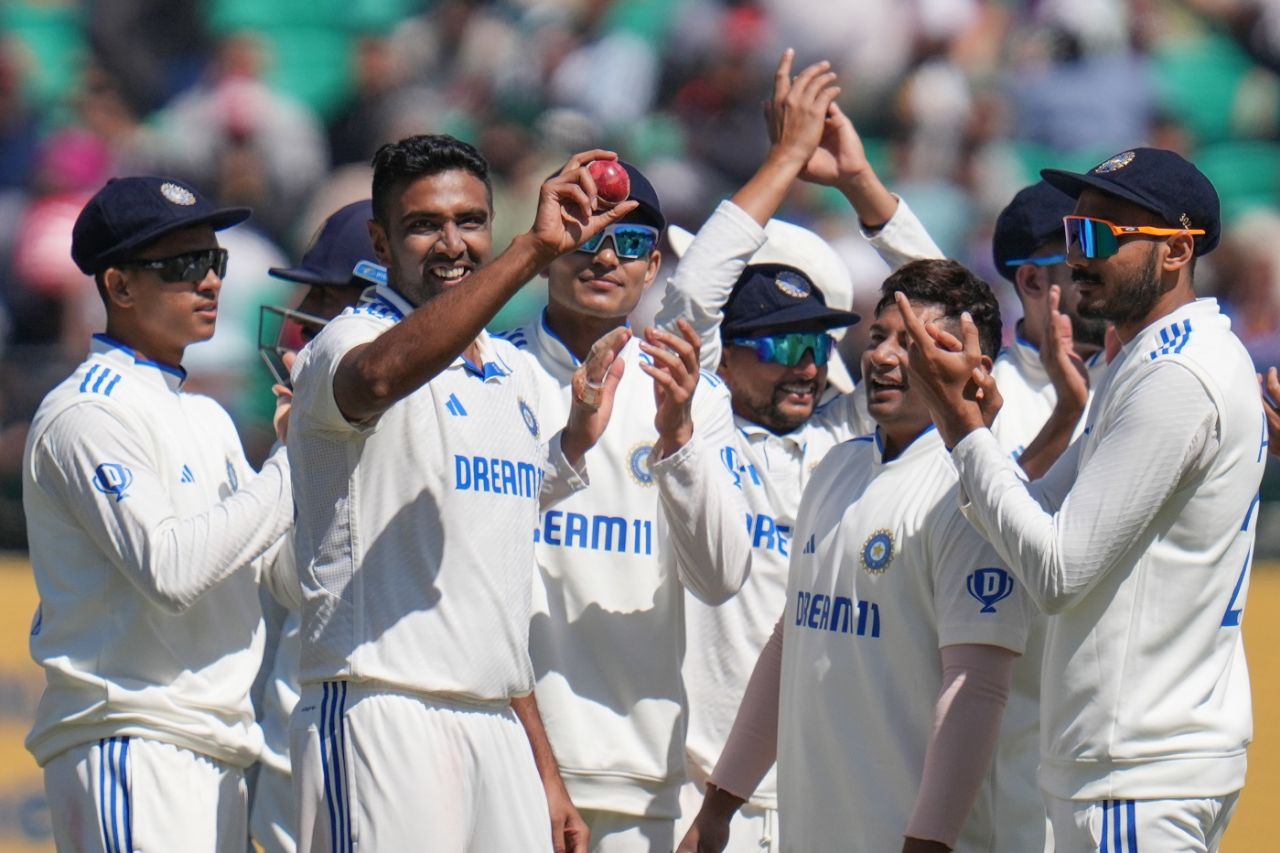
left=576, top=224, right=660, bottom=260
left=123, top=248, right=229, bottom=282
left=730, top=332, right=834, bottom=367
left=1063, top=216, right=1205, bottom=260
left=1004, top=253, right=1067, bottom=268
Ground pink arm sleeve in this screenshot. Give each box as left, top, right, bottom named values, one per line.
left=709, top=617, right=784, bottom=800
left=904, top=643, right=1016, bottom=848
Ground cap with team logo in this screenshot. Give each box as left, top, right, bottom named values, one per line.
left=991, top=181, right=1076, bottom=281
left=1041, top=147, right=1221, bottom=256
left=721, top=263, right=861, bottom=338
left=71, top=175, right=251, bottom=274
left=269, top=200, right=379, bottom=287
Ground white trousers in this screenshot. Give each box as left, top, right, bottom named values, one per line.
left=44, top=737, right=246, bottom=852
left=578, top=808, right=675, bottom=853
left=291, top=681, right=553, bottom=852
left=1045, top=792, right=1240, bottom=853
left=250, top=762, right=297, bottom=853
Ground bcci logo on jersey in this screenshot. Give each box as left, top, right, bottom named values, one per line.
left=861, top=529, right=894, bottom=574
left=518, top=398, right=539, bottom=438
left=92, top=463, right=133, bottom=502
left=967, top=568, right=1014, bottom=613
left=628, top=443, right=654, bottom=486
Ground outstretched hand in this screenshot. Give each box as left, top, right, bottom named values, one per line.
left=896, top=292, right=991, bottom=448
left=763, top=49, right=842, bottom=175
left=562, top=326, right=630, bottom=464
left=530, top=150, right=639, bottom=259
left=639, top=319, right=702, bottom=459
left=1040, top=285, right=1090, bottom=416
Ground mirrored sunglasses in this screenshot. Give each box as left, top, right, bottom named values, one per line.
left=730, top=332, right=834, bottom=367
left=123, top=248, right=229, bottom=282
left=1063, top=216, right=1205, bottom=260
left=576, top=224, right=660, bottom=260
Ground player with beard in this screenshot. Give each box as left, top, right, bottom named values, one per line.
left=901, top=147, right=1264, bottom=852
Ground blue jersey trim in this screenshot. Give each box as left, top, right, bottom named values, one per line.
left=92, top=334, right=187, bottom=379
left=540, top=309, right=582, bottom=366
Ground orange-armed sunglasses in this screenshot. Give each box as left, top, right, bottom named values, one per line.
left=1063, top=215, right=1205, bottom=259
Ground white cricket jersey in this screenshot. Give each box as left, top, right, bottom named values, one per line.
left=290, top=282, right=556, bottom=703
left=495, top=311, right=751, bottom=818
left=23, top=335, right=293, bottom=768
left=778, top=427, right=1035, bottom=851
left=653, top=198, right=882, bottom=812
left=953, top=297, right=1265, bottom=801
left=990, top=331, right=1107, bottom=460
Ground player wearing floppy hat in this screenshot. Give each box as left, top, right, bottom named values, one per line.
left=901, top=146, right=1263, bottom=851
left=25, top=176, right=298, bottom=852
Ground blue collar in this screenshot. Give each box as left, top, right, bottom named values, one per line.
left=92, top=334, right=187, bottom=388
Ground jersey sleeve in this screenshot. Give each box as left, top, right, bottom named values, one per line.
left=653, top=374, right=753, bottom=604
left=951, top=360, right=1218, bottom=614
left=33, top=401, right=295, bottom=614
left=929, top=489, right=1033, bottom=654
left=863, top=195, right=945, bottom=271
left=653, top=200, right=767, bottom=372
left=291, top=313, right=387, bottom=435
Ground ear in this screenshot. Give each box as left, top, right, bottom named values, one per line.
left=640, top=248, right=663, bottom=290
left=367, top=219, right=392, bottom=266
left=1014, top=263, right=1044, bottom=300
left=1162, top=231, right=1195, bottom=273
left=101, top=267, right=134, bottom=309
left=978, top=353, right=994, bottom=372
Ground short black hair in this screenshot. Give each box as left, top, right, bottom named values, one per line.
left=370, top=134, right=492, bottom=224
left=875, top=259, right=1002, bottom=359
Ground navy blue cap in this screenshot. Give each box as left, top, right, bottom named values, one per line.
left=1041, top=147, right=1221, bottom=256
left=992, top=181, right=1076, bottom=282
left=722, top=263, right=861, bottom=338
left=270, top=200, right=377, bottom=287
left=616, top=161, right=664, bottom=231
left=71, top=176, right=250, bottom=274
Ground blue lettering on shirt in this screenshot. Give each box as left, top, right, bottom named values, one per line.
left=746, top=512, right=791, bottom=557
left=453, top=455, right=542, bottom=499
left=534, top=510, right=653, bottom=555
left=794, top=589, right=880, bottom=637
left=92, top=463, right=133, bottom=502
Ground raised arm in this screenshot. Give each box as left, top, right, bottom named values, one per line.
left=334, top=151, right=640, bottom=423
left=644, top=320, right=753, bottom=604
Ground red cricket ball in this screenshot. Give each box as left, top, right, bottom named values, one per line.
left=588, top=159, right=630, bottom=206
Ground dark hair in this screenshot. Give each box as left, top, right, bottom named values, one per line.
left=875, top=259, right=1002, bottom=358
left=370, top=134, right=492, bottom=224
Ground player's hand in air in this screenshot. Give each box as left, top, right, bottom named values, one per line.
left=562, top=326, right=630, bottom=464
left=1259, top=366, right=1280, bottom=457
left=1040, top=285, right=1089, bottom=419
left=896, top=292, right=990, bottom=448
left=272, top=351, right=296, bottom=443
left=530, top=150, right=639, bottom=260
left=763, top=50, right=841, bottom=180
left=639, top=319, right=702, bottom=460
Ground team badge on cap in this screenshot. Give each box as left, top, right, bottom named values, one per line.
left=773, top=270, right=811, bottom=299
left=160, top=182, right=197, bottom=206
left=628, top=442, right=654, bottom=486
left=519, top=398, right=539, bottom=438
left=861, top=529, right=894, bottom=575
left=1092, top=151, right=1136, bottom=174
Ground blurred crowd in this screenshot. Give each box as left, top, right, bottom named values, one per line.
left=4, top=0, right=1280, bottom=548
